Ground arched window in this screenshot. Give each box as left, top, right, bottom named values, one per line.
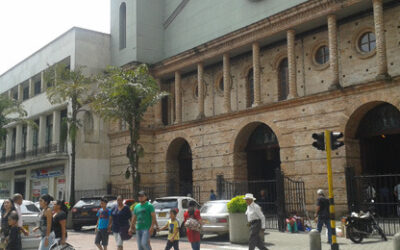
left=247, top=68, right=254, bottom=108
left=119, top=2, right=127, bottom=50
left=278, top=58, right=289, bottom=101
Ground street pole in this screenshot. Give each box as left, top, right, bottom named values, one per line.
left=325, top=130, right=339, bottom=250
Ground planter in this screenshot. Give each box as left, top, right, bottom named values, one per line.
left=229, top=213, right=249, bottom=244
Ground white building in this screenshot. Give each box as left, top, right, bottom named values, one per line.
left=0, top=27, right=111, bottom=202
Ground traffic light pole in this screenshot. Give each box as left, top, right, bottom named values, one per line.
left=325, top=130, right=339, bottom=250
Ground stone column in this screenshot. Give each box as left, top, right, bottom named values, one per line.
left=373, top=0, right=390, bottom=79
left=29, top=78, right=34, bottom=98
left=328, top=15, right=340, bottom=89
left=52, top=110, right=61, bottom=145
left=26, top=125, right=33, bottom=151
left=223, top=53, right=231, bottom=112
left=17, top=84, right=23, bottom=101
left=15, top=124, right=22, bottom=154
left=252, top=42, right=261, bottom=106
left=40, top=71, right=46, bottom=92
left=197, top=63, right=205, bottom=119
left=5, top=129, right=12, bottom=156
left=174, top=71, right=182, bottom=124
left=38, top=115, right=46, bottom=148
left=154, top=79, right=163, bottom=126
left=287, top=30, right=298, bottom=99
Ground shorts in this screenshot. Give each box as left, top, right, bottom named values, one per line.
left=113, top=232, right=123, bottom=247
left=95, top=229, right=109, bottom=246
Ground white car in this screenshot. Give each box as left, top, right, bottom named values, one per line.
left=152, top=196, right=200, bottom=236
left=0, top=199, right=41, bottom=249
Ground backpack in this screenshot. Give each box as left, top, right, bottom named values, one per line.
left=184, top=217, right=201, bottom=231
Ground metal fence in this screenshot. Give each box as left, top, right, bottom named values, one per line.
left=0, top=143, right=67, bottom=164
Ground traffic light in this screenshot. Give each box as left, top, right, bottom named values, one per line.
left=312, top=132, right=325, bottom=151
left=331, top=132, right=344, bottom=150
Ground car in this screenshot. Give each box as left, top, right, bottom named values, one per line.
left=200, top=200, right=230, bottom=237
left=71, top=195, right=116, bottom=231
left=0, top=199, right=41, bottom=250
left=153, top=196, right=200, bottom=237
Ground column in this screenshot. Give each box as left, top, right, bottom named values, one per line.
left=154, top=79, right=163, bottom=126
left=252, top=42, right=261, bottom=106
left=15, top=124, right=22, bottom=154
left=29, top=78, right=34, bottom=98
left=26, top=125, right=33, bottom=151
left=223, top=53, right=231, bottom=112
left=52, top=110, right=61, bottom=145
left=174, top=71, right=182, bottom=124
left=17, top=84, right=23, bottom=101
left=5, top=129, right=12, bottom=156
left=287, top=30, right=298, bottom=99
left=7, top=90, right=12, bottom=99
left=197, top=63, right=205, bottom=119
left=40, top=71, right=46, bottom=92
left=328, top=15, right=340, bottom=89
left=38, top=115, right=46, bottom=148
left=373, top=0, right=390, bottom=79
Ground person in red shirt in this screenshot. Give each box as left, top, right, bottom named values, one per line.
left=183, top=201, right=201, bottom=250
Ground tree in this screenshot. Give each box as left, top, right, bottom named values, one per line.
left=92, top=64, right=167, bottom=195
left=0, top=95, right=28, bottom=147
left=46, top=64, right=94, bottom=205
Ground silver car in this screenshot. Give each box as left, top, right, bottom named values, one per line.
left=200, top=200, right=229, bottom=237
left=0, top=200, right=41, bottom=249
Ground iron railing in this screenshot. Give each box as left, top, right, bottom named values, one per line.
left=0, top=143, right=67, bottom=164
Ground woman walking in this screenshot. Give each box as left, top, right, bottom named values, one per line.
left=52, top=200, right=68, bottom=247
left=111, top=196, right=131, bottom=250
left=183, top=201, right=201, bottom=250
left=1, top=198, right=16, bottom=249
left=33, top=194, right=55, bottom=250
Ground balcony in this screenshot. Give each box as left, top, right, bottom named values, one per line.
left=0, top=143, right=68, bottom=166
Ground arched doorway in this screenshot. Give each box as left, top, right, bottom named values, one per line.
left=166, top=138, right=193, bottom=196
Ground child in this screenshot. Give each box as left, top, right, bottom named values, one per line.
left=160, top=209, right=179, bottom=250
left=95, top=198, right=112, bottom=250
left=6, top=211, right=21, bottom=250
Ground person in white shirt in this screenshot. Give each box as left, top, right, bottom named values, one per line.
left=13, top=193, right=29, bottom=236
left=244, top=193, right=268, bottom=250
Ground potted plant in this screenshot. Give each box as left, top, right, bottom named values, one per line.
left=227, top=195, right=249, bottom=244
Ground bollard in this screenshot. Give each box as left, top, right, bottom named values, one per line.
left=394, top=232, right=400, bottom=250
left=310, top=229, right=322, bottom=250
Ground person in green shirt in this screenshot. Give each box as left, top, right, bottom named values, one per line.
left=159, top=209, right=179, bottom=250
left=129, top=191, right=156, bottom=250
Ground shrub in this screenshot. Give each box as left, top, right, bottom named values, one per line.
left=227, top=195, right=247, bottom=213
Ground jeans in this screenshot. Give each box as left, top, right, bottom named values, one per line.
left=39, top=232, right=55, bottom=250
left=190, top=242, right=200, bottom=250
left=136, top=230, right=151, bottom=250
left=317, top=218, right=332, bottom=244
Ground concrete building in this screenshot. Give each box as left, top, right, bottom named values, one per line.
left=0, top=28, right=110, bottom=201
left=107, top=0, right=400, bottom=220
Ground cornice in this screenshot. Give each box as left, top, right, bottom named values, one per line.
left=151, top=0, right=362, bottom=78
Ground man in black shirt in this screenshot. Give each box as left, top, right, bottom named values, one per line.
left=314, top=189, right=332, bottom=244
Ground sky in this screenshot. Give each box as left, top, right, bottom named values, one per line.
left=0, top=0, right=110, bottom=75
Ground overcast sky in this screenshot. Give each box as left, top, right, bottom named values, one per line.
left=0, top=0, right=110, bottom=75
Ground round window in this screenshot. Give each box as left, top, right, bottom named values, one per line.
left=359, top=32, right=376, bottom=53
left=218, top=78, right=224, bottom=92
left=315, top=45, right=329, bottom=65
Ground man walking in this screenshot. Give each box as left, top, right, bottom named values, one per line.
left=314, top=189, right=332, bottom=244
left=12, top=193, right=29, bottom=236
left=129, top=191, right=157, bottom=250
left=244, top=193, right=268, bottom=250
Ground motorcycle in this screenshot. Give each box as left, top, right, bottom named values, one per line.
left=345, top=202, right=387, bottom=243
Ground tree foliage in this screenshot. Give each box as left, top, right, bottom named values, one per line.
left=0, top=95, right=27, bottom=146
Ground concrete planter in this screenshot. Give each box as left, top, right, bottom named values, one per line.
left=229, top=213, right=249, bottom=244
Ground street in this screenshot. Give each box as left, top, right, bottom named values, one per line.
left=66, top=227, right=393, bottom=250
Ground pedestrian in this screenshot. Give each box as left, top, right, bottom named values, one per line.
left=257, top=190, right=268, bottom=213
left=243, top=193, right=268, bottom=250
left=95, top=198, right=112, bottom=250
left=183, top=201, right=201, bottom=250
left=52, top=200, right=68, bottom=247
left=129, top=191, right=156, bottom=250
left=159, top=209, right=179, bottom=250
left=1, top=199, right=16, bottom=249
left=314, top=189, right=332, bottom=244
left=209, top=190, right=217, bottom=201
left=33, top=194, right=55, bottom=250
left=111, top=196, right=131, bottom=250
left=12, top=194, right=28, bottom=237
left=6, top=211, right=21, bottom=250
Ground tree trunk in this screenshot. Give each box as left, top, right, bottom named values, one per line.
left=128, top=118, right=141, bottom=197
left=69, top=100, right=77, bottom=205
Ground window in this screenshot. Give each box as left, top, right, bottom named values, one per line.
left=11, top=128, right=16, bottom=156
left=2, top=135, right=6, bottom=158
left=247, top=68, right=254, bottom=108
left=46, top=115, right=53, bottom=147
left=218, top=78, right=224, bottom=92
left=359, top=32, right=376, bottom=53
left=22, top=126, right=27, bottom=153
left=278, top=58, right=289, bottom=101
left=161, top=96, right=169, bottom=126
left=120, top=120, right=127, bottom=131
left=12, top=91, right=18, bottom=100
left=33, top=120, right=39, bottom=150
left=315, top=46, right=329, bottom=65
left=34, top=81, right=41, bottom=95
left=23, top=86, right=29, bottom=100
left=119, top=2, right=127, bottom=50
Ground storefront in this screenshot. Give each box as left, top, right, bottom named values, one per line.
left=0, top=180, right=11, bottom=198
left=30, top=166, right=66, bottom=201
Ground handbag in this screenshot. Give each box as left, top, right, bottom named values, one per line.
left=119, top=225, right=132, bottom=241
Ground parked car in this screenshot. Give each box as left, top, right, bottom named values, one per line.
left=153, top=196, right=200, bottom=237
left=71, top=195, right=116, bottom=231
left=200, top=200, right=229, bottom=237
left=0, top=199, right=41, bottom=249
